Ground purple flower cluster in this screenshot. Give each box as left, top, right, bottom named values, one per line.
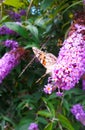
left=28, top=123, right=39, bottom=130
left=71, top=104, right=85, bottom=125
left=0, top=25, right=16, bottom=35
left=0, top=48, right=24, bottom=83
left=3, top=40, right=19, bottom=49
left=0, top=38, right=25, bottom=83
left=8, top=9, right=26, bottom=21
left=9, top=11, right=21, bottom=22
left=19, top=9, right=26, bottom=16
left=44, top=23, right=85, bottom=95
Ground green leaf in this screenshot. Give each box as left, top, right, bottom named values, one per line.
left=3, top=0, right=24, bottom=8
left=43, top=98, right=55, bottom=117
left=62, top=1, right=82, bottom=14
left=57, top=114, right=74, bottom=130
left=54, top=2, right=68, bottom=15
left=37, top=117, right=48, bottom=124
left=41, top=0, right=53, bottom=10
left=44, top=123, right=53, bottom=130
left=64, top=88, right=84, bottom=96
left=32, top=91, right=42, bottom=102
left=26, top=24, right=39, bottom=41
left=5, top=22, right=29, bottom=39
left=45, top=24, right=52, bottom=33
left=0, top=15, right=9, bottom=24
left=71, top=122, right=81, bottom=130
left=75, top=95, right=85, bottom=102
left=34, top=17, right=46, bottom=29
left=37, top=110, right=52, bottom=118
left=15, top=118, right=32, bottom=130
left=63, top=99, right=70, bottom=111
left=47, top=102, right=55, bottom=117
left=24, top=42, right=40, bottom=49
left=48, top=93, right=57, bottom=100
left=3, top=116, right=15, bottom=126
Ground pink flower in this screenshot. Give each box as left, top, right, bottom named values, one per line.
left=28, top=123, right=39, bottom=130
left=44, top=84, right=52, bottom=94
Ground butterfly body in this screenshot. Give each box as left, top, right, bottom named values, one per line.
left=32, top=47, right=57, bottom=74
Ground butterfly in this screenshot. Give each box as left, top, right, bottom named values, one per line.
left=33, top=47, right=85, bottom=83
left=32, top=47, right=57, bottom=75
left=19, top=47, right=57, bottom=80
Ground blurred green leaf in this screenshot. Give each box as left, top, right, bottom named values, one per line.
left=43, top=98, right=55, bottom=117
left=63, top=99, right=70, bottom=111
left=34, top=17, right=46, bottom=29
left=44, top=122, right=53, bottom=130
left=41, top=0, right=53, bottom=10
left=15, top=118, right=32, bottom=130
left=37, top=110, right=53, bottom=118
left=3, top=0, right=24, bottom=8
left=48, top=93, right=57, bottom=100
left=0, top=16, right=9, bottom=24
left=31, top=91, right=42, bottom=102
left=75, top=95, right=85, bottom=102
left=64, top=88, right=84, bottom=96
left=5, top=22, right=29, bottom=39
left=24, top=42, right=40, bottom=49
left=63, top=1, right=82, bottom=14
left=47, top=102, right=55, bottom=117
left=58, top=114, right=74, bottom=130
left=26, top=24, right=39, bottom=41
left=37, top=117, right=48, bottom=124
left=54, top=2, right=68, bottom=15
left=3, top=116, right=15, bottom=126
left=72, top=122, right=81, bottom=130
left=45, top=24, right=52, bottom=33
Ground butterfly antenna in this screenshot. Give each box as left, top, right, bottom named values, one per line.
left=19, top=36, right=51, bottom=78
left=18, top=56, right=36, bottom=77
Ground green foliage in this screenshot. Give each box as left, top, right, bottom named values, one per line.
left=44, top=122, right=53, bottom=130
left=0, top=0, right=85, bottom=130
left=26, top=24, right=39, bottom=41
left=3, top=0, right=24, bottom=8
left=5, top=22, right=29, bottom=39
left=57, top=114, right=74, bottom=130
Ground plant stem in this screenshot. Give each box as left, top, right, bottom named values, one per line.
left=26, top=0, right=34, bottom=21
left=0, top=3, right=2, bottom=20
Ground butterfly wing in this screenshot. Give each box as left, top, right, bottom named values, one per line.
left=44, top=53, right=57, bottom=74
left=32, top=47, right=46, bottom=65
left=32, top=47, right=57, bottom=74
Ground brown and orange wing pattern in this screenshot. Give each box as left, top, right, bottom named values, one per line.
left=32, top=47, right=57, bottom=74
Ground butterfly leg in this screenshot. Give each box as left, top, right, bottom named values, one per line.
left=35, top=73, right=47, bottom=83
